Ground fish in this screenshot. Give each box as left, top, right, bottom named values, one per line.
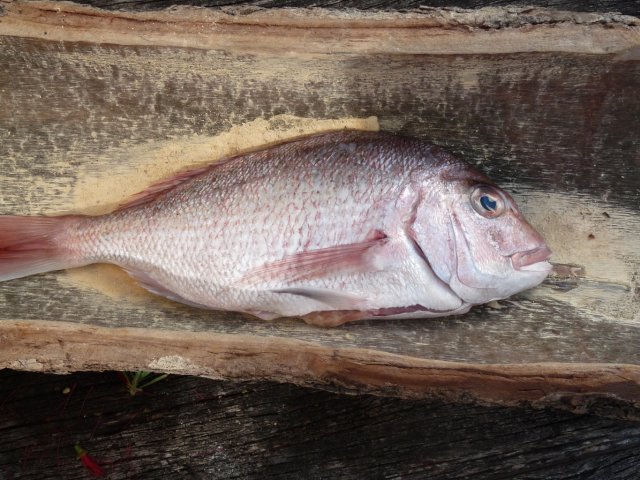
left=0, top=130, right=552, bottom=327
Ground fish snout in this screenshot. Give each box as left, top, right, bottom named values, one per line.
left=510, top=245, right=552, bottom=272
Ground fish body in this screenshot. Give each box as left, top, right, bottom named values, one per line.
left=0, top=131, right=551, bottom=326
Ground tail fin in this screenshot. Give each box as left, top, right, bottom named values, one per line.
left=0, top=215, right=83, bottom=281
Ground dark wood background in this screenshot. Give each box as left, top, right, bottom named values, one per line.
left=2, top=369, right=640, bottom=480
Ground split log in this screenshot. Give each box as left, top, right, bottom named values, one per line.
left=0, top=0, right=639, bottom=416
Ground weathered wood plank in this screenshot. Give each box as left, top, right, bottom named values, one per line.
left=4, top=320, right=640, bottom=416
left=1, top=1, right=638, bottom=54
left=0, top=1, right=639, bottom=410
left=39, top=0, right=640, bottom=17
left=1, top=370, right=640, bottom=480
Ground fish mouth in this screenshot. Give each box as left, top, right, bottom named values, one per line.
left=510, top=245, right=552, bottom=272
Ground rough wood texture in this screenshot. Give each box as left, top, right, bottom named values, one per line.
left=2, top=2, right=638, bottom=54
left=66, top=0, right=640, bottom=17
left=5, top=320, right=640, bottom=418
left=2, top=370, right=640, bottom=480
left=0, top=0, right=639, bottom=412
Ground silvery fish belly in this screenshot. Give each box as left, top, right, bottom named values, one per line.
left=0, top=131, right=552, bottom=327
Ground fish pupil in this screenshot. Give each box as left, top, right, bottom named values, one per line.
left=480, top=195, right=497, bottom=211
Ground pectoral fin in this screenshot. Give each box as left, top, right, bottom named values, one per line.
left=237, top=235, right=388, bottom=286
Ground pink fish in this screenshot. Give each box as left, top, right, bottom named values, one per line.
left=0, top=131, right=551, bottom=327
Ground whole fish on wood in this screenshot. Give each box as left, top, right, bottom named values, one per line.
left=0, top=131, right=551, bottom=326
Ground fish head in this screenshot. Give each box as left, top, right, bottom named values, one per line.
left=411, top=162, right=552, bottom=304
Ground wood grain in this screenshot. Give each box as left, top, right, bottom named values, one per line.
left=3, top=319, right=640, bottom=416
left=65, top=0, right=640, bottom=17
left=0, top=1, right=639, bottom=411
left=1, top=1, right=638, bottom=54
left=2, top=370, right=640, bottom=480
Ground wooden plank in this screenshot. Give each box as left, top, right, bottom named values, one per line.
left=4, top=320, right=640, bottom=414
left=1, top=1, right=638, bottom=54
left=65, top=0, right=640, bottom=17
left=1, top=370, right=640, bottom=479
left=0, top=1, right=639, bottom=411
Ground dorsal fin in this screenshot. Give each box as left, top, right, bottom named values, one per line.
left=116, top=165, right=211, bottom=211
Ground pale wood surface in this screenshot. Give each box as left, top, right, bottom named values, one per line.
left=0, top=1, right=639, bottom=411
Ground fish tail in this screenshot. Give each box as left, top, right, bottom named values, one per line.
left=0, top=215, right=86, bottom=281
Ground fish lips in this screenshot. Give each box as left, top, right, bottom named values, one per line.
left=510, top=245, right=553, bottom=273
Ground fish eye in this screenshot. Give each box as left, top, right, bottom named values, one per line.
left=470, top=185, right=506, bottom=219
left=480, top=195, right=497, bottom=211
